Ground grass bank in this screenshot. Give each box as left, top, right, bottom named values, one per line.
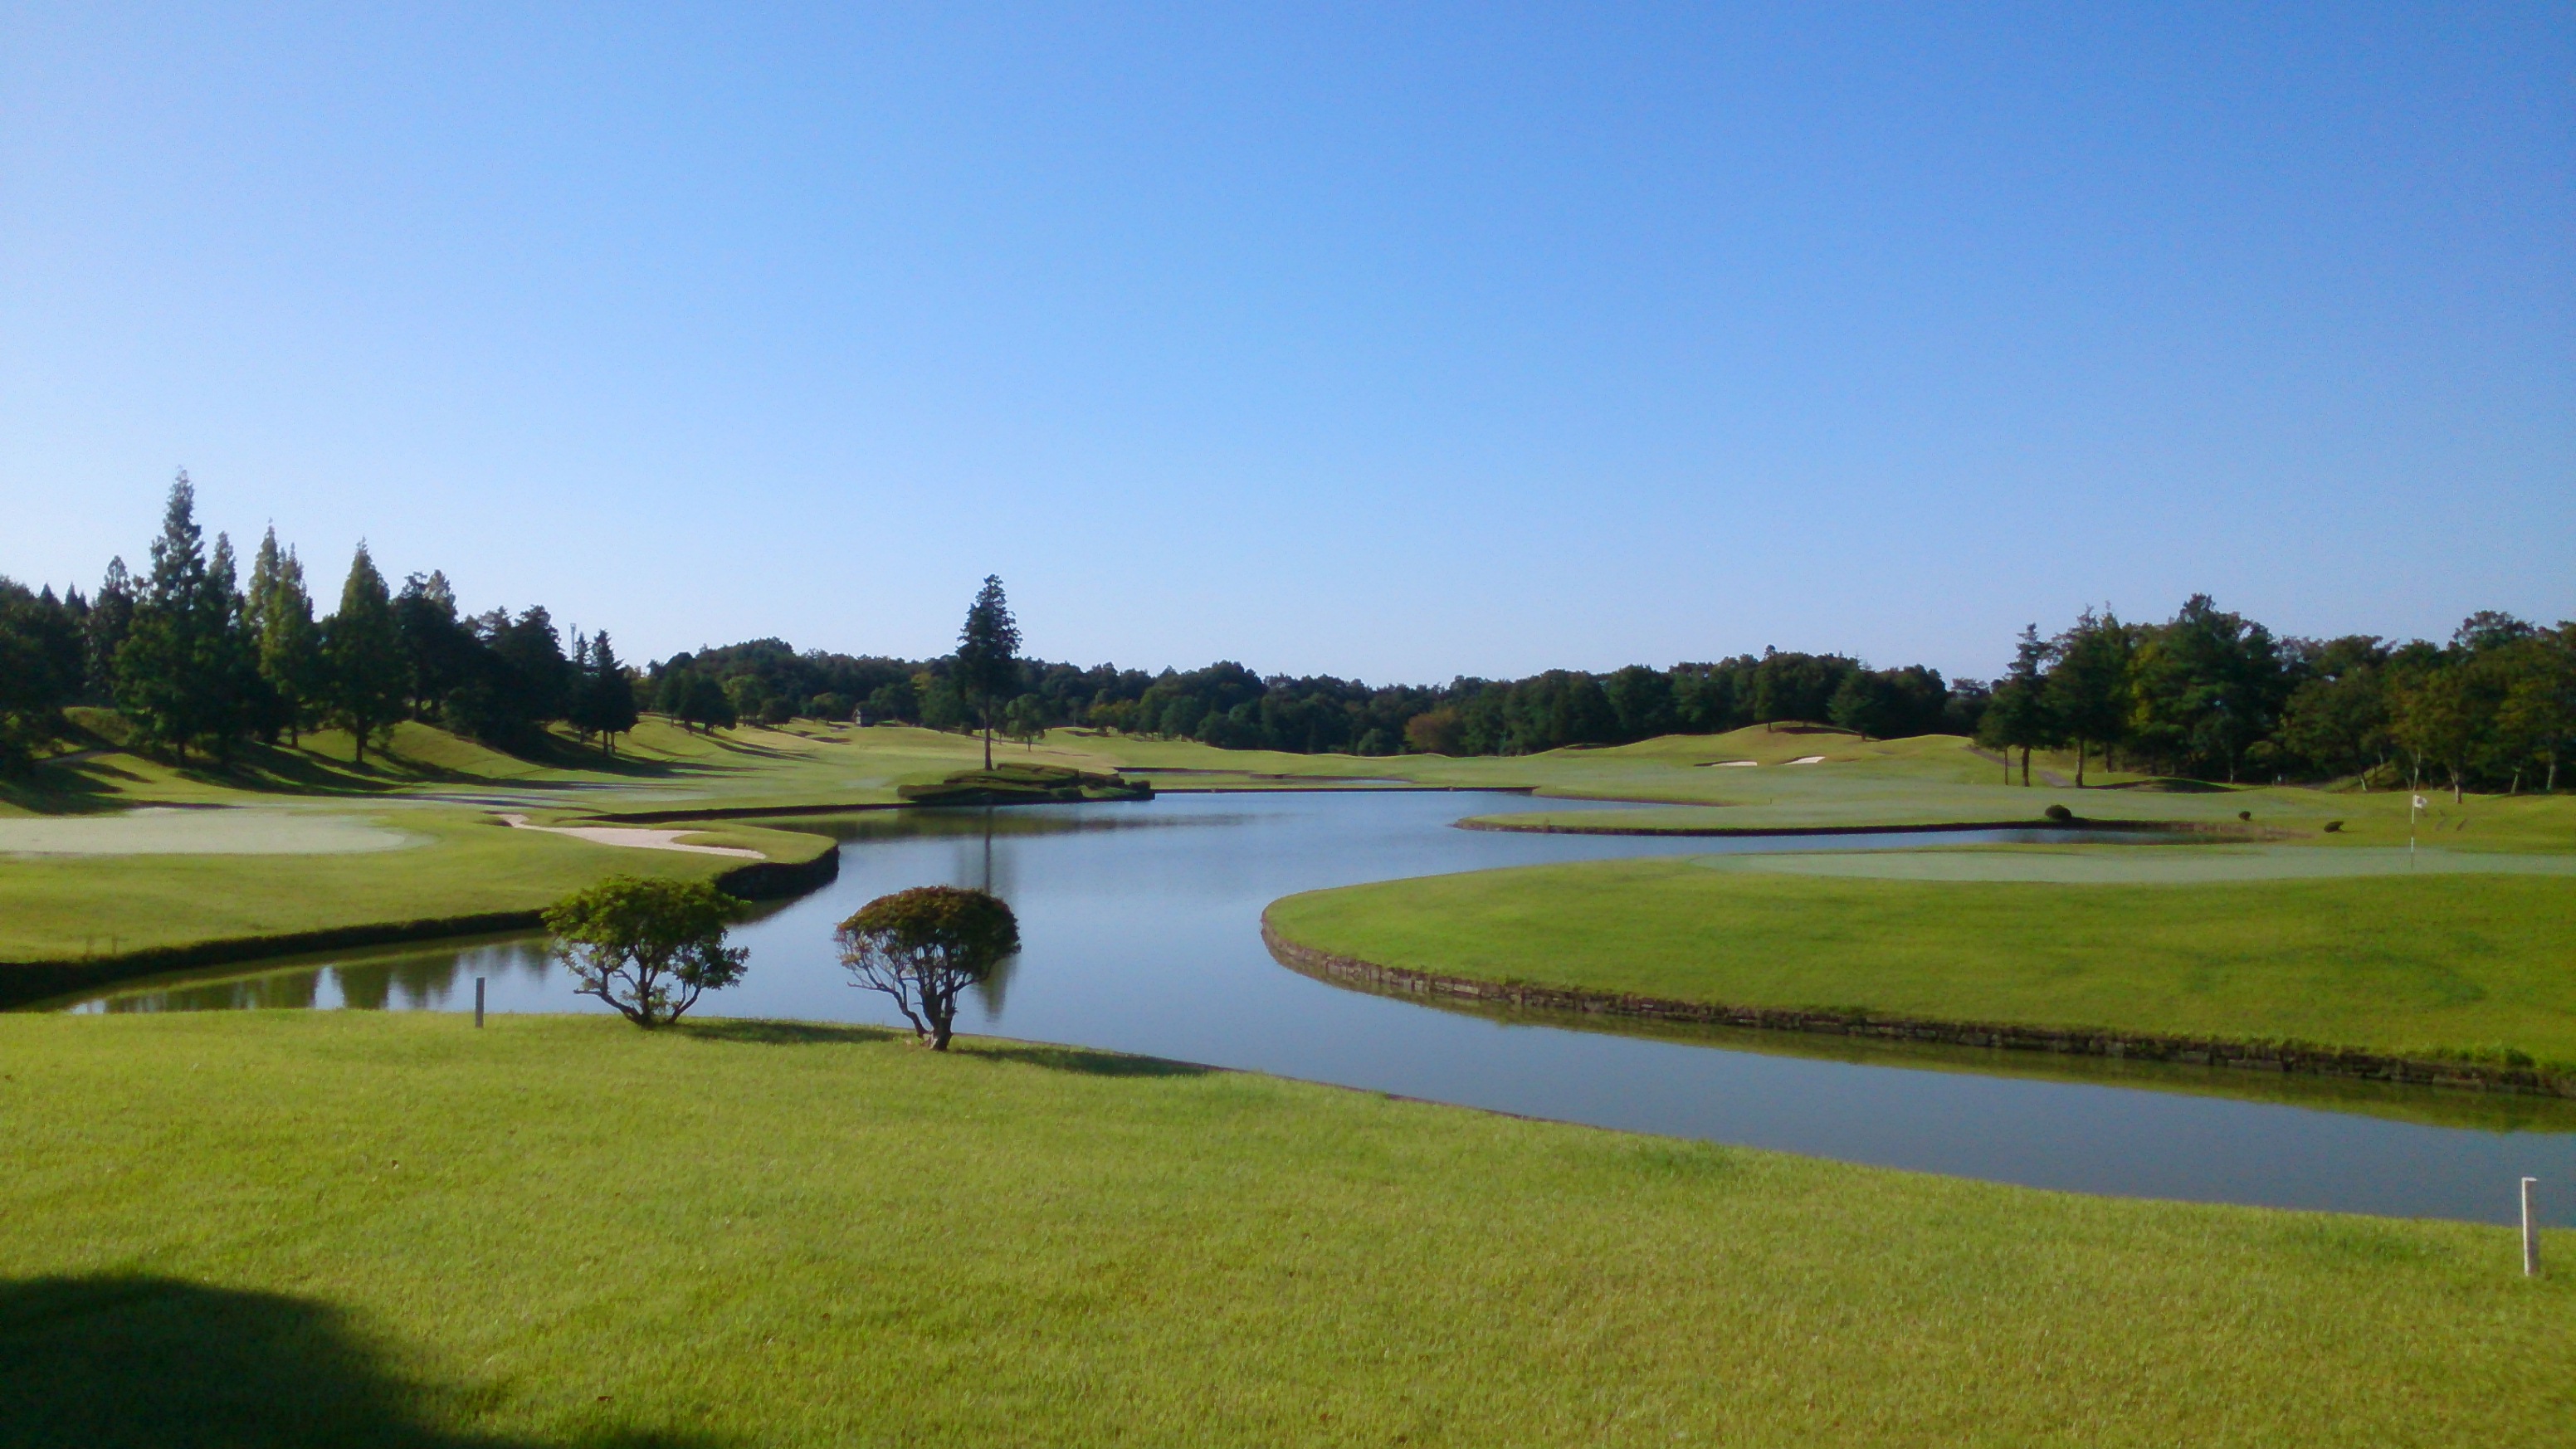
left=2, top=1011, right=2565, bottom=1447
left=1263, top=856, right=2576, bottom=1078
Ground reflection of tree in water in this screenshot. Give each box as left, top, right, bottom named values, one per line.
left=0, top=1273, right=712, bottom=1448
left=105, top=971, right=323, bottom=1013
left=332, top=962, right=395, bottom=1011
left=958, top=807, right=1020, bottom=1021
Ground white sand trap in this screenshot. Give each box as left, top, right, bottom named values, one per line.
left=1703, top=760, right=1760, bottom=768
left=497, top=812, right=764, bottom=860
left=1787, top=755, right=1827, bottom=764
left=0, top=807, right=413, bottom=856
left=1695, top=844, right=2576, bottom=886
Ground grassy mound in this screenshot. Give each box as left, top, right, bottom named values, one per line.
left=895, top=762, right=1152, bottom=805
left=2, top=1011, right=2565, bottom=1446
left=1264, top=855, right=2576, bottom=1072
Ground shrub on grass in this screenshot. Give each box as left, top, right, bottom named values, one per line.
left=2043, top=803, right=2074, bottom=822
left=543, top=876, right=748, bottom=1028
left=836, top=886, right=1019, bottom=1051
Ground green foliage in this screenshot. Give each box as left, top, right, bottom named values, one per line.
left=320, top=544, right=407, bottom=764
left=954, top=574, right=1022, bottom=768
left=248, top=529, right=325, bottom=743
left=0, top=578, right=84, bottom=771
left=837, top=885, right=1020, bottom=1047
left=111, top=475, right=262, bottom=763
left=567, top=630, right=639, bottom=750
left=541, top=874, right=748, bottom=1027
left=1001, top=692, right=1047, bottom=748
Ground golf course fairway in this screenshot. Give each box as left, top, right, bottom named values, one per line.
left=1261, top=851, right=2576, bottom=1074
left=2, top=1011, right=2566, bottom=1447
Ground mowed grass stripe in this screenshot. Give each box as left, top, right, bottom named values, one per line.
left=0, top=1012, right=2566, bottom=1447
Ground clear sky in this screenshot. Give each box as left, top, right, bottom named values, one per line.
left=4, top=4, right=2569, bottom=684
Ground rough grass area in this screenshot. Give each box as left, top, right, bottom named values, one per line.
left=1, top=1012, right=2564, bottom=1448
left=1265, top=857, right=2576, bottom=1069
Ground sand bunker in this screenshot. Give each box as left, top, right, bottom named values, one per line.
left=1787, top=755, right=1827, bottom=765
left=496, top=813, right=764, bottom=860
left=0, top=808, right=414, bottom=856
left=1695, top=844, right=2576, bottom=886
left=1702, top=760, right=1760, bottom=768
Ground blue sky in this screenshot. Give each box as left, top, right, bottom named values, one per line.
left=4, top=3, right=2569, bottom=682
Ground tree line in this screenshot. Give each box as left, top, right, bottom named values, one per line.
left=11, top=479, right=2569, bottom=794
left=0, top=474, right=637, bottom=770
left=1974, top=596, right=2574, bottom=797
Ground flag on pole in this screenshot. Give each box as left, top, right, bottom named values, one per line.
left=2413, top=795, right=2427, bottom=810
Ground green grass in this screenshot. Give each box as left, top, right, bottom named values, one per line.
left=1266, top=855, right=2576, bottom=1069
left=2, top=1011, right=2565, bottom=1447
left=11, top=712, right=2574, bottom=974
left=0, top=810, right=830, bottom=966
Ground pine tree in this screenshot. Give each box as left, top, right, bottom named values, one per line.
left=257, top=543, right=325, bottom=744
left=113, top=473, right=248, bottom=761
left=587, top=630, right=638, bottom=753
left=954, top=575, right=1022, bottom=770
left=85, top=559, right=133, bottom=705
left=322, top=543, right=407, bottom=764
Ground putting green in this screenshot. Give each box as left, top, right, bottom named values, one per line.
left=1695, top=843, right=2576, bottom=885
left=0, top=808, right=416, bottom=856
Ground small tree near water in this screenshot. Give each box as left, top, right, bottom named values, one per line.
left=543, top=876, right=748, bottom=1027
left=836, top=886, right=1019, bottom=1050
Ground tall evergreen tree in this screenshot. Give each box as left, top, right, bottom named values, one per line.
left=583, top=630, right=639, bottom=753
left=322, top=543, right=407, bottom=764
left=85, top=558, right=134, bottom=705
left=954, top=575, right=1022, bottom=770
left=256, top=541, right=325, bottom=744
left=113, top=473, right=251, bottom=761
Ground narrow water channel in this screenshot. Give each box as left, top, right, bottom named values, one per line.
left=61, top=790, right=2575, bottom=1226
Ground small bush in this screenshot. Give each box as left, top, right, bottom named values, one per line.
left=2042, top=803, right=2073, bottom=822
left=2322, top=820, right=2344, bottom=833
left=2238, top=810, right=2253, bottom=822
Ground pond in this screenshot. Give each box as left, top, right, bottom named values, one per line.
left=60, top=790, right=2574, bottom=1226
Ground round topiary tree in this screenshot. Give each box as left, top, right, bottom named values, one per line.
left=836, top=886, right=1020, bottom=1051
left=542, top=875, right=748, bottom=1027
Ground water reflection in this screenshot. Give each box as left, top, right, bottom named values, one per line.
left=76, top=936, right=555, bottom=1015
left=46, top=792, right=2576, bottom=1225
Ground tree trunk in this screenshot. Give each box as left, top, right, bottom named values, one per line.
left=2074, top=739, right=2086, bottom=788
left=2019, top=745, right=2031, bottom=787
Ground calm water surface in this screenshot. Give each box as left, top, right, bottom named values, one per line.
left=63, top=790, right=2574, bottom=1225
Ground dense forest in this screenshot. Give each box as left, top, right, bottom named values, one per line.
left=5, top=476, right=2571, bottom=794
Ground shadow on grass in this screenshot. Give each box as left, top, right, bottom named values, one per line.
left=972, top=1042, right=1219, bottom=1079
left=680, top=1019, right=901, bottom=1047
left=676, top=1020, right=1217, bottom=1077
left=0, top=1275, right=721, bottom=1449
